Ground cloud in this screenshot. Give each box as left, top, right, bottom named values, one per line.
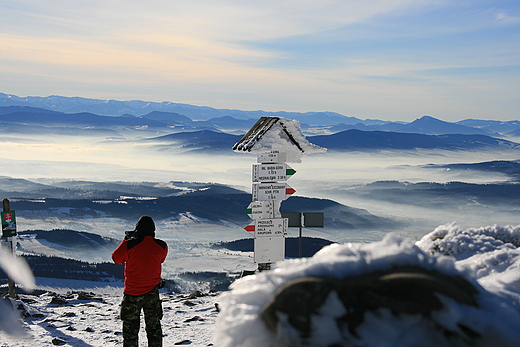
left=2, top=1, right=520, bottom=120
left=495, top=11, right=520, bottom=24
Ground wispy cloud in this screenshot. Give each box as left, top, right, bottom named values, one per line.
left=495, top=11, right=520, bottom=24
left=1, top=0, right=519, bottom=121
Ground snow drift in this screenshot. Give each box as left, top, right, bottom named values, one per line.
left=215, top=224, right=520, bottom=347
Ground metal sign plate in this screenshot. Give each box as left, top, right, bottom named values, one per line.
left=246, top=201, right=281, bottom=219
left=257, top=150, right=287, bottom=163
left=252, top=163, right=295, bottom=182
left=252, top=183, right=295, bottom=201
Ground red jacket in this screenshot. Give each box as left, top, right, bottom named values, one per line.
left=112, top=236, right=168, bottom=295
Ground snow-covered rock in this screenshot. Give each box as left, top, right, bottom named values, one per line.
left=215, top=230, right=520, bottom=347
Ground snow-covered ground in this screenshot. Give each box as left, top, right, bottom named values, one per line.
left=1, top=223, right=520, bottom=346
left=216, top=223, right=520, bottom=347
left=0, top=283, right=220, bottom=346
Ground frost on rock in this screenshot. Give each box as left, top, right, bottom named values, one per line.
left=417, top=222, right=520, bottom=299
left=233, top=117, right=326, bottom=163
left=215, top=232, right=520, bottom=347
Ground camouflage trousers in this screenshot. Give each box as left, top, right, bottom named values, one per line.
left=120, top=287, right=163, bottom=347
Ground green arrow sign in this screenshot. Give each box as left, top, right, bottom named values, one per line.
left=252, top=163, right=296, bottom=182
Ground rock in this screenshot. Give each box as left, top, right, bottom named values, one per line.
left=261, top=265, right=480, bottom=345
left=187, top=290, right=203, bottom=299
left=184, top=316, right=202, bottom=322
left=50, top=297, right=69, bottom=305
left=51, top=338, right=66, bottom=345
left=77, top=291, right=102, bottom=301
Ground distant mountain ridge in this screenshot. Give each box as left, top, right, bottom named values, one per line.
left=0, top=93, right=354, bottom=125
left=0, top=177, right=398, bottom=232
left=379, top=116, right=492, bottom=135
left=3, top=92, right=520, bottom=135
left=2, top=105, right=520, bottom=153
left=308, top=129, right=520, bottom=151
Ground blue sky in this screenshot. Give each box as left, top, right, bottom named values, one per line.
left=1, top=0, right=519, bottom=122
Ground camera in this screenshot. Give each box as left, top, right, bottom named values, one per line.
left=125, top=230, right=138, bottom=240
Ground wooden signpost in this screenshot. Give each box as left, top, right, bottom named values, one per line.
left=246, top=150, right=291, bottom=268
left=233, top=117, right=326, bottom=271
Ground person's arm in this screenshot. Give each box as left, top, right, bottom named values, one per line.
left=161, top=244, right=168, bottom=263
left=112, top=240, right=128, bottom=264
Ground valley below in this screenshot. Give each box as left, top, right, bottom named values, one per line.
left=2, top=99, right=520, bottom=292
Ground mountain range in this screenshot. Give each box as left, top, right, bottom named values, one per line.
left=3, top=93, right=520, bottom=135
left=0, top=93, right=351, bottom=125
left=0, top=177, right=398, bottom=232
left=2, top=104, right=520, bottom=153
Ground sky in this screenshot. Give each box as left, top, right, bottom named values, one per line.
left=1, top=0, right=519, bottom=122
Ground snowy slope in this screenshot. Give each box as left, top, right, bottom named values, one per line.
left=0, top=283, right=219, bottom=346
left=2, top=223, right=520, bottom=346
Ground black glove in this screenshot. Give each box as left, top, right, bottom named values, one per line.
left=125, top=230, right=138, bottom=240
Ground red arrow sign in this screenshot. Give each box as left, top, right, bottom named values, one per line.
left=286, top=188, right=296, bottom=195
left=244, top=224, right=255, bottom=232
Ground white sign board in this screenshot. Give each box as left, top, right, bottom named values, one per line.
left=254, top=218, right=288, bottom=237
left=257, top=150, right=287, bottom=163
left=246, top=201, right=281, bottom=219
left=252, top=183, right=295, bottom=201
left=254, top=235, right=285, bottom=263
left=252, top=163, right=295, bottom=182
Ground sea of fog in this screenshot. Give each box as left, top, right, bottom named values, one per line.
left=2, top=131, right=520, bottom=246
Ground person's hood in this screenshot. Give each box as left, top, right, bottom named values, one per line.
left=135, top=216, right=155, bottom=238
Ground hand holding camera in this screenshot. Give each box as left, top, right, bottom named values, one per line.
left=125, top=230, right=138, bottom=240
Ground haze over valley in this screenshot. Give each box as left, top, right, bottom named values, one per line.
left=2, top=94, right=520, bottom=250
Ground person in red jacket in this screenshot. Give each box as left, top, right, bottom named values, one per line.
left=112, top=216, right=168, bottom=347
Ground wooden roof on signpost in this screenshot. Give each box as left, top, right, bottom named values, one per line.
left=232, top=116, right=304, bottom=153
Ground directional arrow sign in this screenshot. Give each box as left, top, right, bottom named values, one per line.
left=256, top=218, right=288, bottom=237
left=244, top=222, right=255, bottom=232
left=246, top=201, right=281, bottom=219
left=252, top=183, right=296, bottom=201
left=252, top=163, right=296, bottom=182
left=244, top=218, right=288, bottom=236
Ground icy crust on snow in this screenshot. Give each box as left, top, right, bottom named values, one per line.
left=416, top=223, right=520, bottom=302
left=417, top=222, right=520, bottom=259
left=215, top=232, right=520, bottom=347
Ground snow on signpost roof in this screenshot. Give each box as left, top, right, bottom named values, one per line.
left=232, top=117, right=326, bottom=163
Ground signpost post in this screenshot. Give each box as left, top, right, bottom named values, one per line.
left=233, top=116, right=327, bottom=272
left=2, top=198, right=17, bottom=298
left=249, top=151, right=291, bottom=270
left=282, top=212, right=324, bottom=258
